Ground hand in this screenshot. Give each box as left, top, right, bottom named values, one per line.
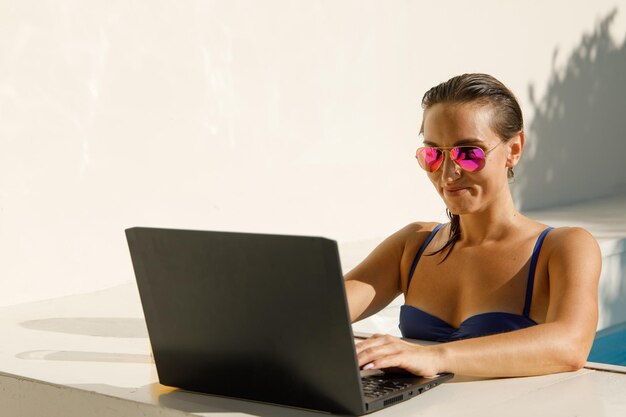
left=355, top=334, right=443, bottom=377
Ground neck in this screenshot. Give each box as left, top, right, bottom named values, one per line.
left=455, top=192, right=523, bottom=246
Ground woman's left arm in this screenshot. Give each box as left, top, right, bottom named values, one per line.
left=356, top=227, right=602, bottom=377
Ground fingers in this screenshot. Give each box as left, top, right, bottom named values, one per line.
left=356, top=333, right=384, bottom=353
left=355, top=334, right=394, bottom=358
left=355, top=333, right=394, bottom=353
left=355, top=334, right=441, bottom=377
left=356, top=334, right=405, bottom=369
left=359, top=345, right=400, bottom=369
left=363, top=354, right=406, bottom=371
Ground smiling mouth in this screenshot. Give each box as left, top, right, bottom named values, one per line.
left=443, top=187, right=469, bottom=195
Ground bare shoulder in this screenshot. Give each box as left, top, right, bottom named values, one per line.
left=390, top=222, right=439, bottom=252
left=543, top=226, right=601, bottom=284
left=396, top=221, right=443, bottom=244
left=544, top=226, right=601, bottom=256
left=352, top=221, right=442, bottom=270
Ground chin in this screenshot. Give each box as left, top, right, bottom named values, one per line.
left=448, top=207, right=468, bottom=216
left=442, top=199, right=471, bottom=215
left=446, top=200, right=483, bottom=215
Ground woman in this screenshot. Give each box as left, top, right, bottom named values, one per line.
left=345, top=73, right=601, bottom=378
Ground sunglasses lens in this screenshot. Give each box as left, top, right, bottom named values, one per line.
left=417, top=147, right=443, bottom=172
left=451, top=147, right=486, bottom=172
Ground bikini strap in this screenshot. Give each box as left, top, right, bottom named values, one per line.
left=523, top=227, right=554, bottom=317
left=405, top=223, right=444, bottom=292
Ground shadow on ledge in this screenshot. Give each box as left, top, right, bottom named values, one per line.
left=20, top=317, right=148, bottom=338
left=16, top=349, right=152, bottom=364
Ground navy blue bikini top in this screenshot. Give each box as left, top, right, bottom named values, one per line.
left=399, top=224, right=553, bottom=342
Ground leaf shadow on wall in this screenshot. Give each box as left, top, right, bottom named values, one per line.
left=515, top=9, right=626, bottom=211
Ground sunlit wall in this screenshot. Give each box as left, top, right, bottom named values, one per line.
left=1, top=0, right=625, bottom=306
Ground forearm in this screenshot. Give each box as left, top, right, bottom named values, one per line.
left=345, top=280, right=375, bottom=322
left=432, top=322, right=591, bottom=377
left=345, top=279, right=400, bottom=323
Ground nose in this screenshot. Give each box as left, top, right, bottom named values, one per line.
left=440, top=150, right=461, bottom=182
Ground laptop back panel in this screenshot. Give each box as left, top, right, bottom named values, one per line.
left=126, top=227, right=366, bottom=415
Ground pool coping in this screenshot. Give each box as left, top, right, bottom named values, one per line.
left=584, top=361, right=626, bottom=374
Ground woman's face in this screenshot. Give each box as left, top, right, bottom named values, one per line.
left=421, top=102, right=514, bottom=215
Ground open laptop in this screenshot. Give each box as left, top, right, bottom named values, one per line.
left=126, top=227, right=453, bottom=415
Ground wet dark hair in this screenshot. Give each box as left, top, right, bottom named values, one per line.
left=420, top=73, right=524, bottom=260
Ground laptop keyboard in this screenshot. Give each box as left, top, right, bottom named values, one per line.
left=361, top=377, right=412, bottom=399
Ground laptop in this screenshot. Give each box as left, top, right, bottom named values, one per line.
left=126, top=227, right=453, bottom=415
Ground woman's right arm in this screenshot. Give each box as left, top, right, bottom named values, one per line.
left=344, top=224, right=426, bottom=323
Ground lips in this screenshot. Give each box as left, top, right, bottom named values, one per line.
left=443, top=186, right=469, bottom=195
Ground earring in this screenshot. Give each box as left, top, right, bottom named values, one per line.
left=507, top=167, right=515, bottom=183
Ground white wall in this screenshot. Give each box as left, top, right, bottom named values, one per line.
left=1, top=0, right=625, bottom=306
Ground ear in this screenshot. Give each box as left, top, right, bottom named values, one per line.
left=506, top=131, right=525, bottom=168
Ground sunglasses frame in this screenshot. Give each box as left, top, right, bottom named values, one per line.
left=415, top=141, right=503, bottom=173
